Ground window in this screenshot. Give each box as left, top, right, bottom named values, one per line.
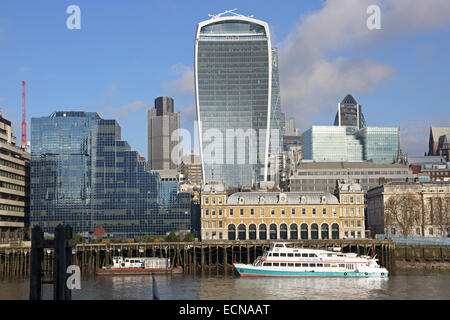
left=350, top=208, right=354, bottom=216
left=287, top=253, right=293, bottom=257
left=280, top=263, right=286, bottom=267
left=212, top=221, right=216, bottom=228
left=260, top=208, right=265, bottom=217
left=264, top=262, right=272, bottom=267
left=281, top=208, right=286, bottom=215
left=309, top=263, right=316, bottom=267
left=356, top=196, right=360, bottom=204
left=344, top=208, right=348, bottom=217
left=240, top=208, right=244, bottom=216
left=308, top=253, right=316, bottom=257
left=218, top=197, right=222, bottom=204
left=302, top=253, right=308, bottom=257
left=219, top=221, right=223, bottom=228
left=312, top=208, right=316, bottom=215
left=205, top=209, right=209, bottom=216
left=212, top=209, right=216, bottom=216
left=219, top=232, right=222, bottom=239
left=294, top=253, right=301, bottom=257
left=350, top=196, right=354, bottom=204
left=205, top=222, right=209, bottom=228
left=280, top=253, right=286, bottom=257
left=272, top=253, right=279, bottom=257
left=429, top=227, right=434, bottom=235
left=250, top=208, right=254, bottom=216
left=205, top=197, right=209, bottom=205
left=219, top=208, right=223, bottom=216
left=295, top=263, right=301, bottom=267
left=357, top=220, right=361, bottom=227
left=356, top=207, right=360, bottom=216
left=302, top=263, right=308, bottom=267
left=343, top=196, right=347, bottom=204
left=291, top=208, right=296, bottom=215
left=322, top=208, right=327, bottom=216
left=212, top=197, right=216, bottom=205
left=272, top=263, right=279, bottom=267
left=271, top=208, right=275, bottom=216
left=332, top=208, right=337, bottom=216
left=302, top=208, right=306, bottom=215
left=230, top=208, right=234, bottom=216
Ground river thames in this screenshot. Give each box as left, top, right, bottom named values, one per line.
left=0, top=270, right=449, bottom=300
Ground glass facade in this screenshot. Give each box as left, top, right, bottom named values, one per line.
left=195, top=16, right=274, bottom=188
left=30, top=111, right=191, bottom=238
left=303, top=125, right=399, bottom=164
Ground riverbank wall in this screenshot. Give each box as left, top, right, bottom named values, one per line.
left=0, top=240, right=448, bottom=278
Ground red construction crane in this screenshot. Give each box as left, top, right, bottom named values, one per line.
left=21, top=81, right=26, bottom=149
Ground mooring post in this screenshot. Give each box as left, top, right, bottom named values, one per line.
left=29, top=226, right=44, bottom=300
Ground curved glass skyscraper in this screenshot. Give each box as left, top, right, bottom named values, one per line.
left=195, top=12, right=281, bottom=188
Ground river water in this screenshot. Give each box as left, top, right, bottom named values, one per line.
left=0, top=270, right=449, bottom=300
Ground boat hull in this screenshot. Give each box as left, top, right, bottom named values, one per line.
left=234, top=264, right=388, bottom=278
left=96, top=266, right=183, bottom=276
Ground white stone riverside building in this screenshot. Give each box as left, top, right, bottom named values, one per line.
left=366, top=181, right=450, bottom=238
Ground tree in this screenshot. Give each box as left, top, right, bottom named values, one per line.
left=183, top=232, right=195, bottom=242
left=93, top=226, right=106, bottom=240
left=384, top=193, right=421, bottom=236
left=430, top=196, right=450, bottom=237
left=166, top=231, right=180, bottom=242
left=72, top=233, right=86, bottom=244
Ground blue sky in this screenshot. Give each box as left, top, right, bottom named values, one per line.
left=0, top=0, right=449, bottom=158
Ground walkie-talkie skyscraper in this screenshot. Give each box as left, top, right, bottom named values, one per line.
left=195, top=10, right=282, bottom=188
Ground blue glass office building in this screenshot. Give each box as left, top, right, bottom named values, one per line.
left=303, top=125, right=399, bottom=164
left=30, top=111, right=191, bottom=238
left=195, top=12, right=283, bottom=188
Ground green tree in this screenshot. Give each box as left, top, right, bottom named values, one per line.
left=72, top=233, right=86, bottom=244
left=166, top=231, right=179, bottom=242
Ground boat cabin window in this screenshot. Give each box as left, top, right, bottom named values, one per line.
left=272, top=263, right=279, bottom=267
left=324, top=264, right=330, bottom=267
left=309, top=263, right=316, bottom=267
left=275, top=244, right=284, bottom=248
left=287, top=253, right=294, bottom=257
left=308, top=253, right=316, bottom=257
left=295, top=263, right=301, bottom=267
left=302, top=253, right=308, bottom=257
left=302, top=263, right=308, bottom=267
left=273, top=253, right=279, bottom=257
left=339, top=264, right=345, bottom=268
left=280, top=263, right=286, bottom=267
left=295, top=253, right=301, bottom=257
left=327, top=253, right=332, bottom=257
left=263, top=262, right=272, bottom=267
left=317, top=263, right=323, bottom=267
left=280, top=253, right=286, bottom=257
left=125, top=259, right=129, bottom=262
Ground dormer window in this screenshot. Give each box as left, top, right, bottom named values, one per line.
left=259, top=195, right=265, bottom=204
left=301, top=196, right=306, bottom=204
left=321, top=195, right=327, bottom=204
left=238, top=196, right=245, bottom=205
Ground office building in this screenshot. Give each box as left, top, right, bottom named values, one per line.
left=31, top=111, right=191, bottom=238
left=195, top=10, right=282, bottom=188
left=181, top=154, right=202, bottom=186
left=0, top=112, right=30, bottom=241
left=148, top=96, right=180, bottom=170
left=290, top=161, right=414, bottom=193
left=428, top=126, right=450, bottom=161
left=201, top=181, right=366, bottom=241
left=334, top=94, right=366, bottom=129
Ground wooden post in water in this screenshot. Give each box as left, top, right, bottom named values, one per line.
left=29, top=226, right=44, bottom=300
left=224, top=245, right=227, bottom=275
left=201, top=245, right=204, bottom=273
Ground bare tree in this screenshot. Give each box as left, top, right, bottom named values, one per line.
left=384, top=193, right=421, bottom=236
left=430, top=196, right=450, bottom=237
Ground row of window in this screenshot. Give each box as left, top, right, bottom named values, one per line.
left=203, top=207, right=364, bottom=217
left=0, top=158, right=27, bottom=172
left=0, top=169, right=26, bottom=181
left=204, top=196, right=362, bottom=205
left=0, top=181, right=26, bottom=192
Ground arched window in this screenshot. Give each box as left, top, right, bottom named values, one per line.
left=300, top=223, right=308, bottom=240
left=290, top=223, right=298, bottom=240
left=280, top=223, right=288, bottom=240
left=332, top=223, right=340, bottom=239
left=311, top=223, right=319, bottom=240
left=270, top=224, right=277, bottom=240
left=249, top=224, right=257, bottom=240
left=228, top=224, right=236, bottom=240
left=259, top=224, right=267, bottom=240
left=238, top=224, right=246, bottom=240
left=321, top=223, right=329, bottom=240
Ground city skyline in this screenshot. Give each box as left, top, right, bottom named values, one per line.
left=0, top=0, right=449, bottom=159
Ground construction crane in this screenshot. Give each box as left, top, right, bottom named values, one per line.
left=21, top=81, right=26, bottom=150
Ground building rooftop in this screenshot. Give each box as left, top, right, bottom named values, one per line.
left=227, top=192, right=340, bottom=205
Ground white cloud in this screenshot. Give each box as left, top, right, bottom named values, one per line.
left=277, top=0, right=450, bottom=129
left=163, top=64, right=194, bottom=94
left=111, top=101, right=148, bottom=119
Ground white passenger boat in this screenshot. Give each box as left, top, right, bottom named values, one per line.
left=96, top=257, right=182, bottom=275
left=234, top=242, right=389, bottom=278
